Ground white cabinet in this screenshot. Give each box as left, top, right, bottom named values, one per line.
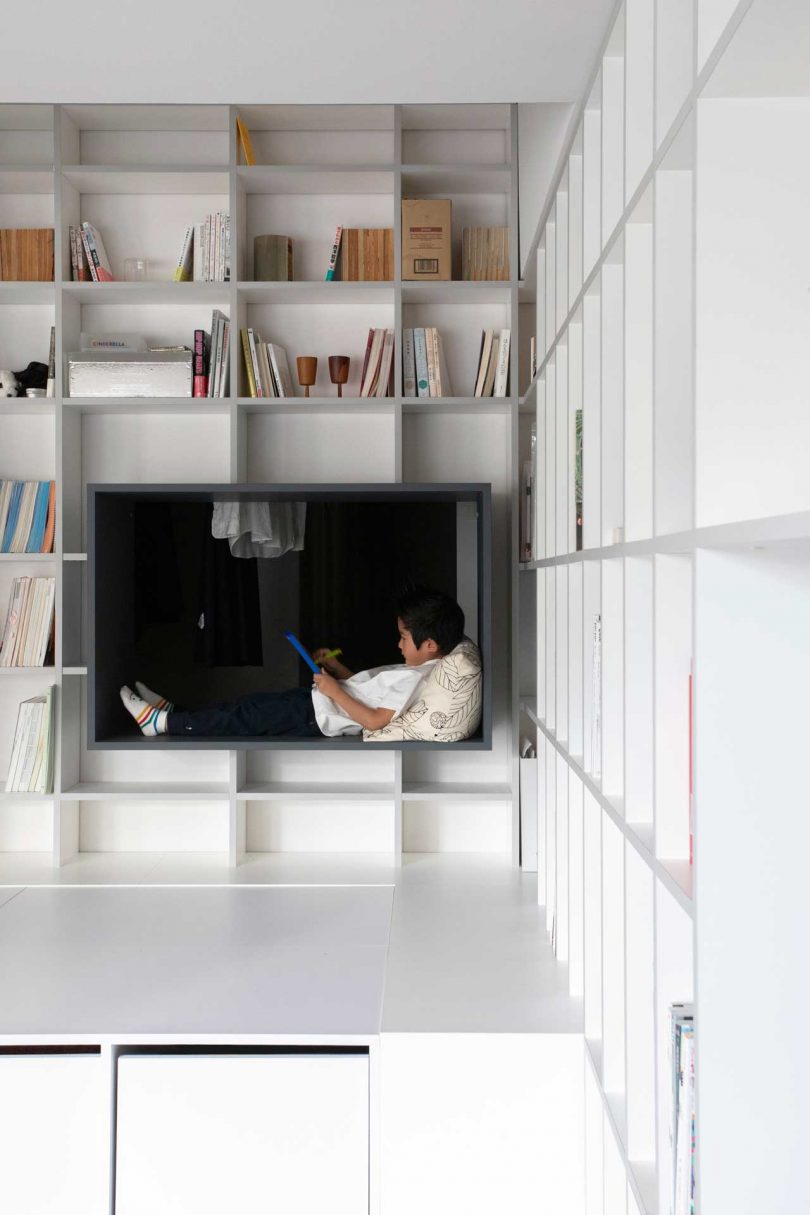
left=115, top=1052, right=369, bottom=1215
left=0, top=1052, right=108, bottom=1215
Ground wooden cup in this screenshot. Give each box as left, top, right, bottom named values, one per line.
left=296, top=356, right=318, bottom=398
left=328, top=355, right=350, bottom=397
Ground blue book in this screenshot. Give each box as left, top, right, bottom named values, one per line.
left=25, top=482, right=50, bottom=553
left=1, top=481, right=23, bottom=553
left=413, top=328, right=430, bottom=398
left=284, top=631, right=320, bottom=674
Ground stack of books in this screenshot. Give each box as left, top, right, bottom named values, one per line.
left=239, top=329, right=294, bottom=398
left=402, top=327, right=451, bottom=398
left=5, top=687, right=54, bottom=794
left=461, top=227, right=510, bottom=280
left=0, top=576, right=56, bottom=667
left=0, top=481, right=56, bottom=553
left=669, top=1004, right=695, bottom=1215
left=69, top=223, right=114, bottom=282
left=0, top=228, right=54, bottom=281
left=335, top=228, right=394, bottom=281
left=194, top=310, right=230, bottom=398
left=473, top=328, right=511, bottom=398
left=361, top=328, right=395, bottom=397
left=192, top=214, right=230, bottom=282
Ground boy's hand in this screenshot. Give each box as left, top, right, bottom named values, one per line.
left=312, top=670, right=341, bottom=700
left=312, top=648, right=352, bottom=679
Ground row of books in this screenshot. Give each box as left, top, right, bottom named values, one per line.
left=5, top=687, right=54, bottom=794
left=239, top=329, right=294, bottom=398
left=360, top=329, right=395, bottom=397
left=461, top=227, right=509, bottom=281
left=194, top=310, right=231, bottom=398
left=473, top=328, right=511, bottom=398
left=325, top=227, right=395, bottom=282
left=174, top=214, right=231, bottom=282
left=669, top=1004, right=695, bottom=1215
left=0, top=228, right=54, bottom=282
left=0, top=577, right=56, bottom=668
left=402, top=328, right=451, bottom=398
left=0, top=481, right=56, bottom=554
left=68, top=223, right=113, bottom=282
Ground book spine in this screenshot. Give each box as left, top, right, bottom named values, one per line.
left=46, top=326, right=56, bottom=397
left=246, top=328, right=263, bottom=397
left=174, top=226, right=194, bottom=282
left=326, top=225, right=343, bottom=281
left=413, top=329, right=430, bottom=398
left=493, top=328, right=511, bottom=397
left=425, top=327, right=439, bottom=398
left=80, top=226, right=99, bottom=282
left=240, top=329, right=257, bottom=398
left=193, top=329, right=208, bottom=397
left=219, top=321, right=230, bottom=397
left=429, top=327, right=443, bottom=397
left=402, top=328, right=416, bottom=397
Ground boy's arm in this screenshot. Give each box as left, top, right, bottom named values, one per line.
left=312, top=672, right=394, bottom=732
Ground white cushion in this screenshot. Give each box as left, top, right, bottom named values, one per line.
left=363, top=638, right=482, bottom=742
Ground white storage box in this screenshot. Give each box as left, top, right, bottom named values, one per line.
left=67, top=350, right=193, bottom=397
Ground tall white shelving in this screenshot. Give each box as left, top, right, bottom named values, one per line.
left=0, top=102, right=518, bottom=881
left=518, top=0, right=810, bottom=1211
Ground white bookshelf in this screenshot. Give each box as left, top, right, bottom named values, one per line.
left=518, top=0, right=810, bottom=1212
left=0, top=101, right=519, bottom=880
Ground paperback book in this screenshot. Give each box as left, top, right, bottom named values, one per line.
left=4, top=686, right=54, bottom=794
left=0, top=481, right=55, bottom=554
left=0, top=576, right=56, bottom=667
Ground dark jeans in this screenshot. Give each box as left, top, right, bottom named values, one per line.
left=166, top=686, right=322, bottom=738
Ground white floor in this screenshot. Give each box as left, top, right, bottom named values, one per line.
left=0, top=855, right=582, bottom=1038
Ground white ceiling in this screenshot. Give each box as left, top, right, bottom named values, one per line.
left=2, top=0, right=616, bottom=105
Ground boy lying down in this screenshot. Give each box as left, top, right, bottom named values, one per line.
left=121, top=587, right=471, bottom=741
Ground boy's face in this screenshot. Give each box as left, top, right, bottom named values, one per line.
left=397, top=618, right=439, bottom=666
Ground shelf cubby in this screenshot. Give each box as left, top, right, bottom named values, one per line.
left=567, top=769, right=584, bottom=996
left=601, top=558, right=624, bottom=805
left=624, top=190, right=653, bottom=543
left=0, top=105, right=53, bottom=167
left=654, top=877, right=694, bottom=1215
left=583, top=75, right=603, bottom=279
left=582, top=284, right=601, bottom=552
left=567, top=127, right=584, bottom=308
left=624, top=557, right=653, bottom=830
left=583, top=789, right=603, bottom=1042
left=581, top=559, right=601, bottom=779
left=600, top=253, right=624, bottom=547
left=656, top=0, right=695, bottom=144
left=567, top=561, right=584, bottom=756
left=601, top=812, right=626, bottom=1101
left=625, top=844, right=655, bottom=1165
left=554, top=750, right=569, bottom=961
left=653, top=553, right=692, bottom=870
left=59, top=105, right=230, bottom=168
left=654, top=120, right=695, bottom=538
left=624, top=0, right=654, bottom=203
left=555, top=173, right=569, bottom=333
left=601, top=9, right=626, bottom=244
left=544, top=207, right=557, bottom=354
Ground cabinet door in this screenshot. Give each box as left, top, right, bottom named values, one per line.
left=115, top=1053, right=369, bottom=1215
left=0, top=1053, right=108, bottom=1215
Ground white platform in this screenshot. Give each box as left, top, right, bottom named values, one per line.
left=0, top=855, right=581, bottom=1038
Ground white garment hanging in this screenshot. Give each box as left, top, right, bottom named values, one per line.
left=212, top=500, right=306, bottom=558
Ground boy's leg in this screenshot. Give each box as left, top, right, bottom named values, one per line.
left=166, top=687, right=321, bottom=738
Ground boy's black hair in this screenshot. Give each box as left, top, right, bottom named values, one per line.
left=395, top=586, right=465, bottom=655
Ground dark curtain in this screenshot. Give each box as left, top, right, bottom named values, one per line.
left=194, top=508, right=264, bottom=667
left=298, top=501, right=457, bottom=676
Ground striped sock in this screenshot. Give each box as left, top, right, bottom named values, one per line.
left=120, top=685, right=168, bottom=736
left=135, top=680, right=175, bottom=712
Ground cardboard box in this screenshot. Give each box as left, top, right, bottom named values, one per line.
left=401, top=199, right=452, bottom=281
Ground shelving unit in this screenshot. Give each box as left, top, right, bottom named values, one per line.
left=0, top=102, right=518, bottom=880
left=518, top=0, right=810, bottom=1212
